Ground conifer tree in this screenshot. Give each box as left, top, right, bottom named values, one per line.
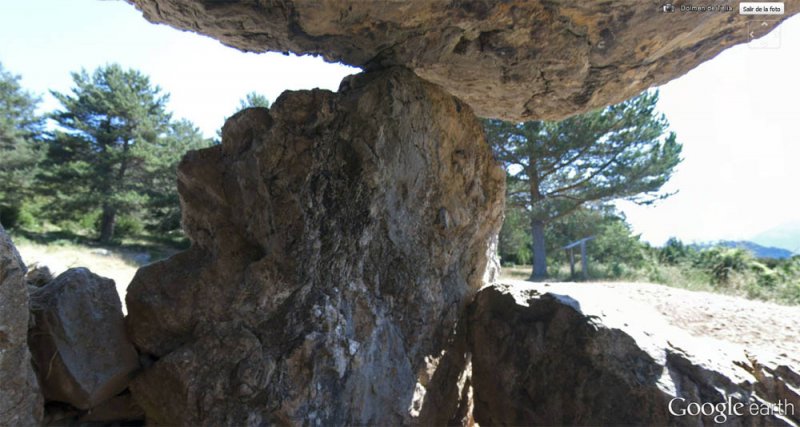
left=485, top=91, right=682, bottom=279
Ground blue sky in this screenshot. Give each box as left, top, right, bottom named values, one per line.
left=1, top=0, right=798, bottom=247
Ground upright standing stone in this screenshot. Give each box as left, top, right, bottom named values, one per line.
left=125, top=67, right=505, bottom=425
left=0, top=224, right=43, bottom=426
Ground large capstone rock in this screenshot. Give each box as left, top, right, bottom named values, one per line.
left=127, top=0, right=800, bottom=121
left=28, top=268, right=139, bottom=410
left=468, top=283, right=800, bottom=426
left=0, top=225, right=43, bottom=426
left=125, top=66, right=505, bottom=425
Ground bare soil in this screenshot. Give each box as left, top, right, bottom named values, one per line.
left=16, top=243, right=143, bottom=313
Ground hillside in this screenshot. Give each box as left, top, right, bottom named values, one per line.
left=692, top=240, right=795, bottom=259
left=752, top=221, right=800, bottom=254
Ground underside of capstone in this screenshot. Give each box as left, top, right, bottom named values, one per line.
left=125, top=67, right=504, bottom=425
left=127, top=0, right=799, bottom=121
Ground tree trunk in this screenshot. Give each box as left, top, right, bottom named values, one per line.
left=530, top=218, right=547, bottom=280
left=99, top=205, right=116, bottom=243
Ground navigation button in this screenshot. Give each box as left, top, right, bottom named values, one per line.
left=740, top=2, right=784, bottom=15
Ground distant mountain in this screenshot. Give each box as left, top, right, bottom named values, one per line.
left=691, top=240, right=794, bottom=259
left=751, top=222, right=800, bottom=255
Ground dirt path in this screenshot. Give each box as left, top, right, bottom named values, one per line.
left=499, top=279, right=800, bottom=368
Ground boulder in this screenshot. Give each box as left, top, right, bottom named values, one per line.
left=468, top=283, right=800, bottom=426
left=28, top=268, right=140, bottom=410
left=127, top=0, right=800, bottom=121
left=125, top=66, right=504, bottom=425
left=0, top=225, right=43, bottom=426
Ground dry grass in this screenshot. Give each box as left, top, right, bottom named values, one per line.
left=15, top=242, right=149, bottom=313
left=499, top=264, right=533, bottom=280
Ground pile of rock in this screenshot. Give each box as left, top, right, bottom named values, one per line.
left=0, top=225, right=143, bottom=426
left=29, top=267, right=143, bottom=424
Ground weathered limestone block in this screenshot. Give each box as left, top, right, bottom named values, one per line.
left=127, top=0, right=800, bottom=121
left=468, top=284, right=800, bottom=426
left=28, top=268, right=140, bottom=410
left=126, top=67, right=505, bottom=425
left=0, top=224, right=43, bottom=426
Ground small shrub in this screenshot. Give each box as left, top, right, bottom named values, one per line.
left=114, top=215, right=144, bottom=239
left=78, top=210, right=102, bottom=234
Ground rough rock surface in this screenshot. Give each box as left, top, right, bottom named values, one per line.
left=26, top=264, right=53, bottom=288
left=468, top=283, right=800, bottom=426
left=0, top=224, right=43, bottom=426
left=28, top=268, right=139, bottom=410
left=127, top=0, right=800, bottom=121
left=125, top=67, right=505, bottom=425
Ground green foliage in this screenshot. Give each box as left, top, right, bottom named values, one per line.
left=693, top=246, right=752, bottom=286
left=498, top=205, right=532, bottom=266
left=31, top=64, right=212, bottom=242
left=113, top=214, right=145, bottom=238
left=659, top=237, right=695, bottom=265
left=500, top=202, right=647, bottom=276
left=238, top=92, right=270, bottom=110
left=546, top=205, right=645, bottom=267
left=0, top=63, right=210, bottom=245
left=41, top=64, right=173, bottom=241
left=142, top=119, right=211, bottom=231
left=500, top=217, right=800, bottom=305
left=486, top=90, right=683, bottom=277
left=0, top=62, right=46, bottom=227
left=649, top=239, right=800, bottom=304
left=214, top=92, right=272, bottom=144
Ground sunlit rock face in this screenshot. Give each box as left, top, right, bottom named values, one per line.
left=127, top=0, right=799, bottom=121
left=468, top=284, right=800, bottom=426
left=125, top=67, right=504, bottom=425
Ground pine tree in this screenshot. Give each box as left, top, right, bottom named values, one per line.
left=238, top=92, right=270, bottom=110
left=485, top=90, right=682, bottom=279
left=43, top=64, right=172, bottom=242
left=0, top=62, right=45, bottom=227
left=143, top=118, right=211, bottom=233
